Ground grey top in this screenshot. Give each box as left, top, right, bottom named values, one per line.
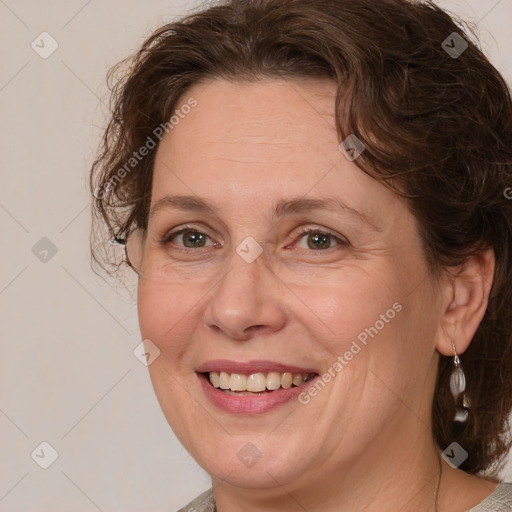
left=178, top=482, right=512, bottom=511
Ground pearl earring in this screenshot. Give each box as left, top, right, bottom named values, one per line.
left=449, top=342, right=470, bottom=422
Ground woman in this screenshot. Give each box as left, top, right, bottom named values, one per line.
left=90, top=0, right=512, bottom=510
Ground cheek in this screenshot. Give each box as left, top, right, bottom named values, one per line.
left=137, top=280, right=197, bottom=361
left=137, top=281, right=168, bottom=339
left=136, top=281, right=201, bottom=434
left=295, top=266, right=405, bottom=358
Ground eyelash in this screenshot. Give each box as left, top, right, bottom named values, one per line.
left=161, top=225, right=348, bottom=253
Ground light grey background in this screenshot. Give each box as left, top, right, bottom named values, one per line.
left=1, top=1, right=511, bottom=511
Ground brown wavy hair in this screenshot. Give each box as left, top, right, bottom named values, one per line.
left=90, top=0, right=512, bottom=475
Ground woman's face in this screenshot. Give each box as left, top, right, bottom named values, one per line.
left=138, top=78, right=445, bottom=491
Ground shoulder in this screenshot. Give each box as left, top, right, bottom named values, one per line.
left=467, top=482, right=512, bottom=511
left=175, top=483, right=512, bottom=511
left=176, top=488, right=216, bottom=512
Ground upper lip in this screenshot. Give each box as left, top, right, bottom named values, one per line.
left=196, top=359, right=318, bottom=375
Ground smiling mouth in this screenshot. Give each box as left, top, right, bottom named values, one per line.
left=203, top=371, right=317, bottom=395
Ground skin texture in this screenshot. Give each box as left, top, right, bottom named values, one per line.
left=137, top=78, right=498, bottom=511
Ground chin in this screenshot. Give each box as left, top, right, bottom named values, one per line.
left=191, top=435, right=309, bottom=489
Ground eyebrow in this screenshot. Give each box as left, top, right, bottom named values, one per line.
left=148, top=194, right=380, bottom=231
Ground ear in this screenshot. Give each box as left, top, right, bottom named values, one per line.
left=435, top=248, right=495, bottom=357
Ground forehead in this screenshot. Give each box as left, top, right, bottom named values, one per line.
left=150, top=78, right=395, bottom=222
left=165, top=77, right=338, bottom=156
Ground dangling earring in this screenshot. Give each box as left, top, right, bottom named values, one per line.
left=449, top=342, right=470, bottom=422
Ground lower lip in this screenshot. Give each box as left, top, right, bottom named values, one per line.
left=198, top=373, right=318, bottom=414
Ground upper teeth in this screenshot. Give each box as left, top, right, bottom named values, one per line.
left=209, top=371, right=311, bottom=392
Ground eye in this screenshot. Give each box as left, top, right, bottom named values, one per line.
left=160, top=226, right=347, bottom=252
left=291, top=228, right=348, bottom=251
left=162, top=227, right=220, bottom=249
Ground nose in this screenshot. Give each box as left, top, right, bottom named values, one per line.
left=202, top=241, right=287, bottom=341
